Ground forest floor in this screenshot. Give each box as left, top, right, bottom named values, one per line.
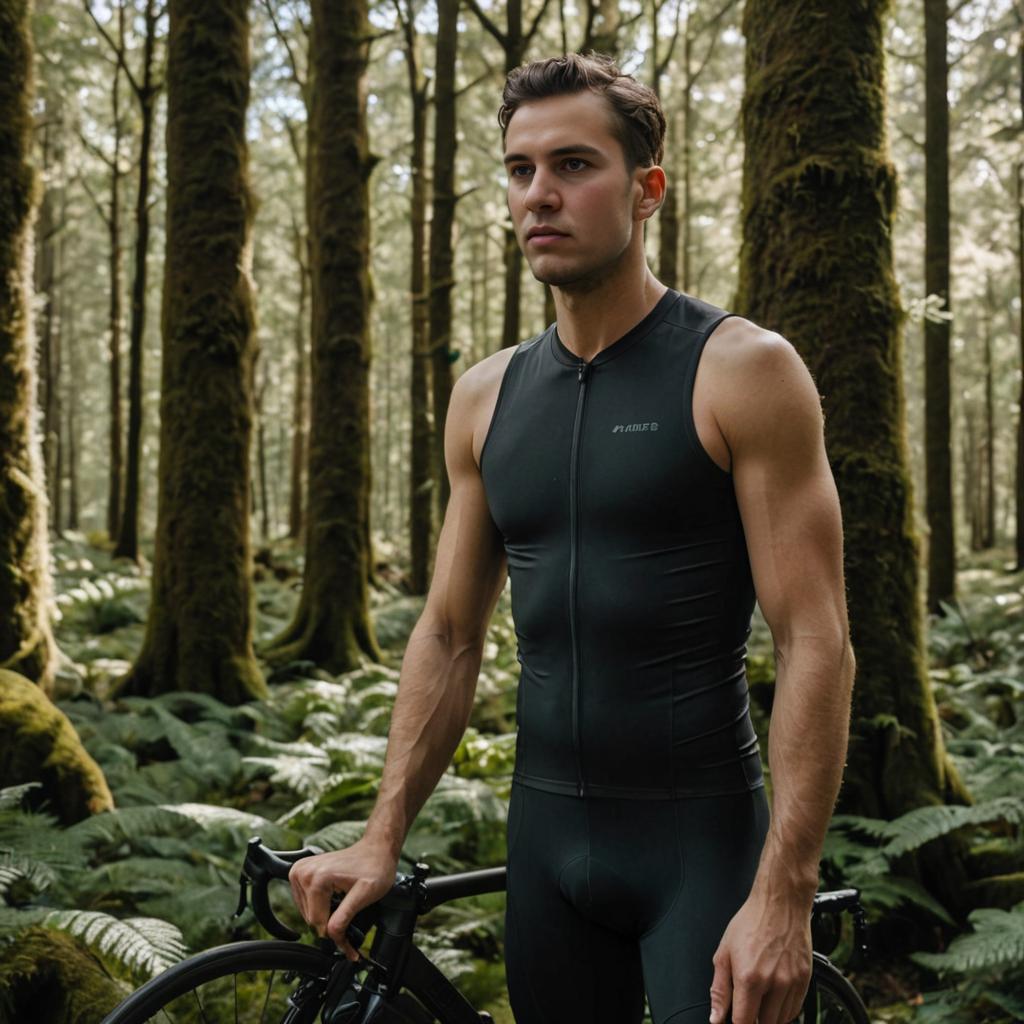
left=29, top=534, right=1024, bottom=1022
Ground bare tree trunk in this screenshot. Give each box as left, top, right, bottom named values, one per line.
left=107, top=0, right=126, bottom=541
left=111, top=0, right=160, bottom=562
left=1017, top=159, right=1024, bottom=570
left=62, top=288, right=79, bottom=532
left=652, top=0, right=682, bottom=290
left=466, top=0, right=552, bottom=353
left=398, top=0, right=433, bottom=594
left=33, top=108, right=62, bottom=532
left=256, top=373, right=270, bottom=541
left=429, top=0, right=459, bottom=524
left=924, top=0, right=956, bottom=610
left=982, top=274, right=996, bottom=548
left=681, top=24, right=693, bottom=290
left=287, top=222, right=308, bottom=542
left=0, top=0, right=59, bottom=690
left=964, top=404, right=983, bottom=551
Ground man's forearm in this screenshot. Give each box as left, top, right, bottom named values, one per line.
left=362, top=621, right=483, bottom=859
left=753, top=637, right=855, bottom=900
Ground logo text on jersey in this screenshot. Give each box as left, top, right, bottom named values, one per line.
left=612, top=422, right=659, bottom=433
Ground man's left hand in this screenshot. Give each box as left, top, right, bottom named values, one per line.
left=707, top=885, right=813, bottom=1024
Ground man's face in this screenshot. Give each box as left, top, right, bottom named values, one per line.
left=503, top=91, right=642, bottom=292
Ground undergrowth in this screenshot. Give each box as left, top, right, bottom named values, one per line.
left=1, top=535, right=1022, bottom=1023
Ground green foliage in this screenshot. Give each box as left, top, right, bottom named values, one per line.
left=42, top=909, right=187, bottom=980
left=913, top=903, right=1024, bottom=975
left=907, top=903, right=1024, bottom=1024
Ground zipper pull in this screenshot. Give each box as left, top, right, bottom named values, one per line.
left=577, top=359, right=588, bottom=383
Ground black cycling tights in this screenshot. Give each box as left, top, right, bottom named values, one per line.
left=503, top=782, right=770, bottom=1024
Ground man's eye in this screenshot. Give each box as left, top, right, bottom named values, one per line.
left=509, top=165, right=532, bottom=177
left=563, top=158, right=588, bottom=171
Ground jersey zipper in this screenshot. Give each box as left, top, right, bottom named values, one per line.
left=569, top=357, right=590, bottom=798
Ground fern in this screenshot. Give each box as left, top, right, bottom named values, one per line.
left=303, top=821, right=367, bottom=851
left=912, top=902, right=1024, bottom=975
left=43, top=909, right=187, bottom=980
left=878, top=798, right=1024, bottom=858
left=830, top=796, right=1024, bottom=859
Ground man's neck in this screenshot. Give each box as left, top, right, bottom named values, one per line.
left=552, top=265, right=668, bottom=363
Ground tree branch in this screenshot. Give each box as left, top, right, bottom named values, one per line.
left=83, top=0, right=141, bottom=96
left=464, top=0, right=507, bottom=47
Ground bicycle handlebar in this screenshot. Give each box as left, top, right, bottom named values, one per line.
left=234, top=837, right=325, bottom=940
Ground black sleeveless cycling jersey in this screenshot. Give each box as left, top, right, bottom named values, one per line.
left=479, top=287, right=764, bottom=800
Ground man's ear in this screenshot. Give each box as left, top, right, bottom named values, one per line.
left=636, top=165, right=667, bottom=221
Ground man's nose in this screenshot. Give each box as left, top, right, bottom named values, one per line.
left=523, top=168, right=561, bottom=212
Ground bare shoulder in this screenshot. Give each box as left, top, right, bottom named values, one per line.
left=700, top=315, right=823, bottom=454
left=453, top=346, right=519, bottom=469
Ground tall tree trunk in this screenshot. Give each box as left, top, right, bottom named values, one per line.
left=467, top=0, right=553, bottom=354
left=399, top=0, right=433, bottom=594
left=106, top=1, right=126, bottom=542
left=924, top=0, right=955, bottom=610
left=66, top=308, right=79, bottom=532
left=288, top=223, right=308, bottom=542
left=1017, top=158, right=1024, bottom=570
left=681, top=22, right=693, bottom=291
left=964, top=404, right=983, bottom=551
left=117, top=0, right=265, bottom=703
left=0, top=0, right=58, bottom=691
left=256, top=374, right=270, bottom=541
left=113, top=0, right=159, bottom=562
left=982, top=274, right=996, bottom=549
left=500, top=228, right=522, bottom=351
left=736, top=0, right=976, bottom=915
left=264, top=0, right=382, bottom=672
left=429, top=0, right=459, bottom=524
left=33, top=107, right=62, bottom=530
left=652, top=0, right=682, bottom=290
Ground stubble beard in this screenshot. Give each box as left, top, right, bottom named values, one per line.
left=526, top=236, right=631, bottom=297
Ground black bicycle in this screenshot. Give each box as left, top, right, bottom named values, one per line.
left=99, top=837, right=871, bottom=1023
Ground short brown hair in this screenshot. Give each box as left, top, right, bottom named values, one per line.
left=498, top=52, right=667, bottom=170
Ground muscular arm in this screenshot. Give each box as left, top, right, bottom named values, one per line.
left=364, top=369, right=509, bottom=858
left=707, top=326, right=856, bottom=1024
left=290, top=363, right=507, bottom=956
left=728, top=333, right=855, bottom=898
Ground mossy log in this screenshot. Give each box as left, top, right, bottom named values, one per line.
left=0, top=926, right=125, bottom=1023
left=0, top=669, right=113, bottom=823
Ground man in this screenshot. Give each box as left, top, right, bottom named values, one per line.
left=290, top=52, right=856, bottom=1024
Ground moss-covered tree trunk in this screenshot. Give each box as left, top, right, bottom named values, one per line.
left=429, top=0, right=459, bottom=524
left=117, top=0, right=265, bottom=703
left=264, top=0, right=382, bottom=673
left=736, top=0, right=977, bottom=914
left=924, top=0, right=956, bottom=610
left=0, top=0, right=58, bottom=692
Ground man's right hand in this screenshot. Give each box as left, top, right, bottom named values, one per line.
left=288, top=835, right=399, bottom=961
